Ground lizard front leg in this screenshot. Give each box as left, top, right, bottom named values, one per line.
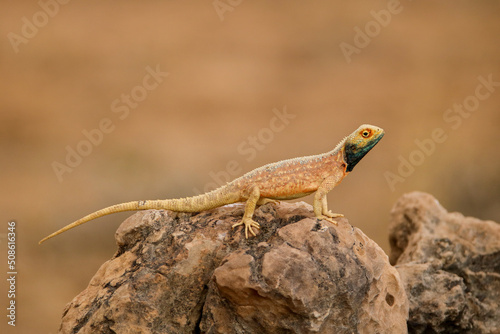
left=313, top=174, right=344, bottom=224
left=321, top=196, right=344, bottom=219
left=232, top=185, right=261, bottom=238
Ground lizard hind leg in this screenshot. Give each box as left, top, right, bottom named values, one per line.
left=232, top=185, right=261, bottom=238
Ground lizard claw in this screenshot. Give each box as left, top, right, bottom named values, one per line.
left=232, top=218, right=260, bottom=238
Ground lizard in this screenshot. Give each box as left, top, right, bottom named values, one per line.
left=39, top=124, right=384, bottom=244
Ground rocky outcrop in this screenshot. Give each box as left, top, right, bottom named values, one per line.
left=59, top=201, right=408, bottom=334
left=389, top=192, right=500, bottom=334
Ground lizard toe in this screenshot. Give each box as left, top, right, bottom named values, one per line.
left=233, top=218, right=260, bottom=238
left=317, top=215, right=340, bottom=225
left=243, top=218, right=260, bottom=238
left=324, top=210, right=344, bottom=218
left=256, top=198, right=280, bottom=206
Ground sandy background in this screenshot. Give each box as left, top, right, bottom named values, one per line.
left=1, top=1, right=499, bottom=332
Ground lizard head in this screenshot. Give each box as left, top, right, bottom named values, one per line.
left=344, top=124, right=384, bottom=172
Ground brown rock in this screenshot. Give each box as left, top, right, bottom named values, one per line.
left=389, top=192, right=500, bottom=334
left=59, top=201, right=408, bottom=333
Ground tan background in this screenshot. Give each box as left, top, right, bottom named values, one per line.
left=1, top=1, right=499, bottom=332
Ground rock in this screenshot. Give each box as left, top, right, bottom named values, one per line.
left=59, top=201, right=408, bottom=334
left=389, top=192, right=500, bottom=334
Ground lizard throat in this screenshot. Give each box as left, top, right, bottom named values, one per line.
left=343, top=141, right=378, bottom=172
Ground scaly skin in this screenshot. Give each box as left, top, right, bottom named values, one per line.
left=39, top=124, right=384, bottom=243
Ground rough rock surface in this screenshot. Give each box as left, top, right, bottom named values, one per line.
left=389, top=192, right=500, bottom=334
left=59, top=201, right=408, bottom=334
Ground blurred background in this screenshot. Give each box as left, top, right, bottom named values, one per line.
left=1, top=0, right=499, bottom=332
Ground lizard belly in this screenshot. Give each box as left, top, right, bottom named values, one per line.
left=266, top=191, right=315, bottom=200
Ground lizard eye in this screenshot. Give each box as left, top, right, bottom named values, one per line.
left=361, top=129, right=371, bottom=138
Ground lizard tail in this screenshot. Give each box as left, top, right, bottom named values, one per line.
left=39, top=186, right=240, bottom=244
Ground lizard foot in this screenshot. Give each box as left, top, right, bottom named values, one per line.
left=232, top=218, right=260, bottom=238
left=257, top=198, right=280, bottom=206
left=324, top=210, right=344, bottom=219
left=316, top=212, right=344, bottom=226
